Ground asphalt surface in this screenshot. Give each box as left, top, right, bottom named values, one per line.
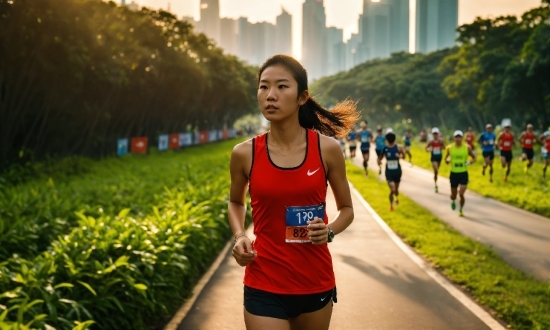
left=352, top=150, right=550, bottom=282
left=176, top=187, right=495, bottom=330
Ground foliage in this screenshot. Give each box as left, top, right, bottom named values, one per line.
left=347, top=163, right=550, bottom=330
left=0, top=0, right=257, bottom=169
left=311, top=2, right=550, bottom=133
left=0, top=139, right=248, bottom=329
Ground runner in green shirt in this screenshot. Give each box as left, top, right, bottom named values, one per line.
left=445, top=130, right=476, bottom=217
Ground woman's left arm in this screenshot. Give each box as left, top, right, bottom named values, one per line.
left=322, top=135, right=354, bottom=235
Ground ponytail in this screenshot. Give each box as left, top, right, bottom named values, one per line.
left=299, top=98, right=361, bottom=139
left=259, top=55, right=361, bottom=139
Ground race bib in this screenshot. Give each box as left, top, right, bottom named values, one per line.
left=488, top=139, right=494, bottom=145
left=525, top=139, right=532, bottom=144
left=361, top=136, right=369, bottom=143
left=285, top=203, right=325, bottom=243
left=454, top=162, right=464, bottom=168
left=503, top=141, right=511, bottom=147
left=387, top=160, right=399, bottom=170
left=433, top=147, right=441, bottom=155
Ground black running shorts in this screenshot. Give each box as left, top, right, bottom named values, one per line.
left=522, top=148, right=534, bottom=160
left=244, top=286, right=336, bottom=320
left=482, top=151, right=494, bottom=160
left=450, top=172, right=469, bottom=188
left=500, top=150, right=513, bottom=163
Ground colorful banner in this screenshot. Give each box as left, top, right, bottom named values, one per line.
left=199, top=130, right=209, bottom=144
left=230, top=129, right=237, bottom=138
left=131, top=137, right=148, bottom=154
left=169, top=134, right=179, bottom=149
left=222, top=129, right=230, bottom=139
left=158, top=134, right=169, bottom=151
left=194, top=132, right=200, bottom=145
left=209, top=130, right=218, bottom=142
left=117, top=138, right=128, bottom=156
left=179, top=133, right=192, bottom=147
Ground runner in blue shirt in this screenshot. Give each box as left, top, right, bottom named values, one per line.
left=402, top=128, right=413, bottom=166
left=374, top=126, right=386, bottom=175
left=478, top=123, right=496, bottom=182
left=377, top=129, right=405, bottom=211
left=347, top=126, right=358, bottom=159
left=358, top=120, right=373, bottom=176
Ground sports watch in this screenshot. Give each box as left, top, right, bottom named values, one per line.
left=327, top=227, right=335, bottom=243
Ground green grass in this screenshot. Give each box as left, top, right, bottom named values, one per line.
left=0, top=139, right=248, bottom=330
left=408, top=143, right=550, bottom=217
left=347, top=163, right=550, bottom=330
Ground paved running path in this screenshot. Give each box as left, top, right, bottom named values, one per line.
left=353, top=152, right=550, bottom=282
left=177, top=187, right=495, bottom=329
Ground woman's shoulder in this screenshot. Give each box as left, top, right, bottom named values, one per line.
left=318, top=133, right=341, bottom=151
left=232, top=138, right=254, bottom=158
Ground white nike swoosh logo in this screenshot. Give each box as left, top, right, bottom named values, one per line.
left=307, top=168, right=320, bottom=176
left=321, top=296, right=328, bottom=301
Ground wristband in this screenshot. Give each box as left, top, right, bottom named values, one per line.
left=233, top=233, right=248, bottom=243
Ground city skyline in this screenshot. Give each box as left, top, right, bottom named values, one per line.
left=134, top=0, right=542, bottom=59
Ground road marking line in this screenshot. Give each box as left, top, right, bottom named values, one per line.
left=350, top=184, right=506, bottom=330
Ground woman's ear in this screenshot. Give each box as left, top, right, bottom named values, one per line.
left=299, top=90, right=310, bottom=106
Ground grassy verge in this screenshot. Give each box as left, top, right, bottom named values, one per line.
left=408, top=143, right=550, bottom=217
left=347, top=162, right=550, bottom=330
left=0, top=139, right=248, bottom=330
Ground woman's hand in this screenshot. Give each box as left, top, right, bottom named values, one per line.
left=232, top=236, right=256, bottom=267
left=307, top=217, right=329, bottom=245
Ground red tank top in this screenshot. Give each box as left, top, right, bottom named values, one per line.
left=245, top=129, right=335, bottom=294
left=500, top=132, right=514, bottom=151
left=465, top=133, right=475, bottom=147
left=522, top=132, right=535, bottom=149
left=431, top=139, right=443, bottom=155
left=545, top=137, right=550, bottom=151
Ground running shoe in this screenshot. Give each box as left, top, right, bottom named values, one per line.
left=378, top=167, right=382, bottom=175
left=482, top=167, right=486, bottom=176
left=504, top=176, right=508, bottom=182
left=395, top=199, right=399, bottom=205
left=435, top=186, right=438, bottom=193
left=490, top=177, right=493, bottom=183
left=451, top=200, right=456, bottom=210
left=459, top=210, right=464, bottom=217
left=390, top=205, right=394, bottom=211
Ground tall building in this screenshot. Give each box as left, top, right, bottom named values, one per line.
left=199, top=0, right=220, bottom=44
left=416, top=0, right=458, bottom=53
left=326, top=27, right=345, bottom=76
left=276, top=8, right=293, bottom=56
left=388, top=0, right=409, bottom=54
left=360, top=0, right=391, bottom=60
left=302, top=0, right=327, bottom=80
left=220, top=18, right=238, bottom=55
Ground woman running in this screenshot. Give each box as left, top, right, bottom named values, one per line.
left=228, top=55, right=359, bottom=330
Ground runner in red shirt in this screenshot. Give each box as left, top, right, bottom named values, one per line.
left=229, top=55, right=358, bottom=329
left=425, top=127, right=445, bottom=193
left=465, top=127, right=476, bottom=149
left=519, top=124, right=536, bottom=173
left=497, top=124, right=515, bottom=182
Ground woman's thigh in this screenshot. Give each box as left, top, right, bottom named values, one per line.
left=289, top=300, right=332, bottom=330
left=244, top=309, right=290, bottom=330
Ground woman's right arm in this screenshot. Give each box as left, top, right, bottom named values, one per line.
left=228, top=140, right=256, bottom=266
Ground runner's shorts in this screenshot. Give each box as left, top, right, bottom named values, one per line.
left=361, top=144, right=370, bottom=155
left=450, top=172, right=469, bottom=188
left=482, top=151, right=494, bottom=160
left=375, top=149, right=383, bottom=158
left=500, top=150, right=513, bottom=162
left=349, top=145, right=357, bottom=151
left=522, top=148, right=534, bottom=160
left=385, top=169, right=402, bottom=183
left=244, top=286, right=336, bottom=320
left=430, top=155, right=442, bottom=165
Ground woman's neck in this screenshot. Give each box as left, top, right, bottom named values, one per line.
left=268, top=122, right=304, bottom=146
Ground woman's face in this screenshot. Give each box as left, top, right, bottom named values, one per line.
left=257, top=65, right=307, bottom=123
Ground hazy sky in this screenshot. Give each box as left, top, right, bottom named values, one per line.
left=129, top=0, right=543, bottom=58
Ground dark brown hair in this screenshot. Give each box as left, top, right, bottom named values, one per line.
left=258, top=54, right=361, bottom=138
